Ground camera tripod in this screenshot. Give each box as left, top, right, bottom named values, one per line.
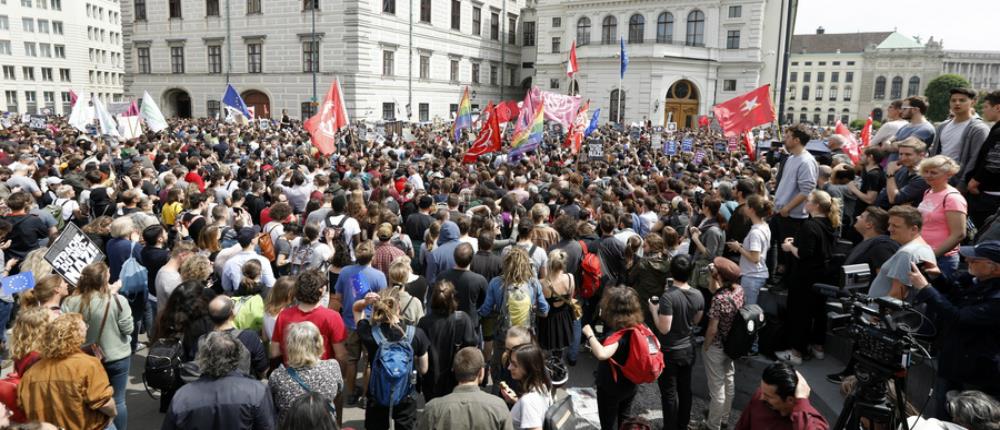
left=832, top=356, right=910, bottom=430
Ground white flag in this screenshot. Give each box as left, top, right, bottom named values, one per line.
left=140, top=91, right=168, bottom=133
left=93, top=97, right=121, bottom=138
left=68, top=93, right=95, bottom=132
left=117, top=115, right=143, bottom=140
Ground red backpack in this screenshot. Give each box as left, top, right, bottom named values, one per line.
left=578, top=240, right=602, bottom=299
left=603, top=324, right=664, bottom=384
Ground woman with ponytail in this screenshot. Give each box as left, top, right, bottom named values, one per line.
left=777, top=190, right=840, bottom=365
left=537, top=250, right=575, bottom=367
left=726, top=195, right=774, bottom=305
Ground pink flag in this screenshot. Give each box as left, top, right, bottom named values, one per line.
left=69, top=90, right=78, bottom=107
left=835, top=120, right=861, bottom=164
left=541, top=90, right=582, bottom=128
left=122, top=100, right=140, bottom=117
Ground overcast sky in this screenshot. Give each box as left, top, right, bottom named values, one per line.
left=794, top=0, right=999, bottom=51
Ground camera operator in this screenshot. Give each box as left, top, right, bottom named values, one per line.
left=734, top=362, right=829, bottom=430
left=907, top=241, right=1000, bottom=420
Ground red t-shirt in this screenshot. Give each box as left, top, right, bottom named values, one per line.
left=272, top=306, right=347, bottom=361
left=260, top=207, right=272, bottom=226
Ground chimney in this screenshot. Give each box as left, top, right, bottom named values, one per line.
left=816, top=26, right=825, bottom=35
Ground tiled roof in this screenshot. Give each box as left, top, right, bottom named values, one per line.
left=791, top=32, right=893, bottom=54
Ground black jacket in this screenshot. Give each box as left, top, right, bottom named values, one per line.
left=916, top=275, right=1000, bottom=389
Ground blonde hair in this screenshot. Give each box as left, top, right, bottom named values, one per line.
left=896, top=136, right=927, bottom=154
left=10, top=306, right=53, bottom=360
left=388, top=257, right=413, bottom=286
left=265, top=276, right=297, bottom=316
left=180, top=255, right=213, bottom=282
left=918, top=155, right=961, bottom=176
left=371, top=295, right=400, bottom=326
left=19, top=274, right=64, bottom=307
left=20, top=247, right=53, bottom=279
left=109, top=216, right=137, bottom=239
left=545, top=249, right=567, bottom=281
left=501, top=247, right=535, bottom=286
left=40, top=313, right=87, bottom=359
left=810, top=190, right=842, bottom=229
left=284, top=322, right=324, bottom=369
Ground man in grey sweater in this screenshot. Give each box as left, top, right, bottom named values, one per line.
left=928, top=87, right=991, bottom=190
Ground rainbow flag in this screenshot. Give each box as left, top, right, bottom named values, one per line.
left=453, top=87, right=472, bottom=142
left=510, top=103, right=544, bottom=160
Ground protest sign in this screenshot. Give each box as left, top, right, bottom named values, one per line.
left=693, top=150, right=706, bottom=165
left=653, top=126, right=664, bottom=133
left=667, top=122, right=677, bottom=132
left=44, top=224, right=105, bottom=286
left=714, top=142, right=727, bottom=153
left=588, top=141, right=603, bottom=159
left=29, top=117, right=46, bottom=130
left=630, top=128, right=641, bottom=141
left=681, top=138, right=693, bottom=152
left=665, top=140, right=677, bottom=155
left=651, top=133, right=662, bottom=147
left=727, top=135, right=739, bottom=152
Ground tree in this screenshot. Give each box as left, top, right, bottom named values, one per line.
left=924, top=74, right=971, bottom=122
left=849, top=118, right=881, bottom=130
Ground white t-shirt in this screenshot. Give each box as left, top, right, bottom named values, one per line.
left=740, top=223, right=771, bottom=279
left=54, top=197, right=80, bottom=221
left=511, top=389, right=552, bottom=430
left=939, top=119, right=970, bottom=161
left=326, top=214, right=362, bottom=260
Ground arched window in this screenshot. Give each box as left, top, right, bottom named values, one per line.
left=813, top=107, right=821, bottom=124
left=873, top=76, right=886, bottom=99
left=841, top=108, right=850, bottom=124
left=829, top=86, right=838, bottom=101
left=602, top=16, right=617, bottom=45
left=815, top=86, right=823, bottom=100
left=685, top=10, right=704, bottom=46
left=656, top=12, right=673, bottom=43
left=610, top=89, right=626, bottom=123
left=843, top=85, right=852, bottom=101
left=827, top=108, right=836, bottom=125
left=800, top=107, right=808, bottom=123
left=890, top=76, right=903, bottom=99
left=576, top=17, right=591, bottom=46
left=907, top=76, right=920, bottom=96
left=789, top=86, right=796, bottom=100
left=801, top=85, right=810, bottom=100
left=628, top=14, right=644, bottom=43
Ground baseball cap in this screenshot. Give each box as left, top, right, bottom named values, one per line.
left=713, top=257, right=742, bottom=283
left=237, top=226, right=261, bottom=248
left=959, top=241, right=1000, bottom=264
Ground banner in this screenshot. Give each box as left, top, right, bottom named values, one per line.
left=44, top=224, right=105, bottom=286
left=541, top=91, right=582, bottom=128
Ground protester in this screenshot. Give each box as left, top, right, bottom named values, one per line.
left=728, top=195, right=773, bottom=305
left=916, top=155, right=968, bottom=281
left=418, top=347, right=513, bottom=430
left=583, top=286, right=644, bottom=430
left=501, top=343, right=553, bottom=430
left=701, top=257, right=745, bottom=430
left=269, top=322, right=344, bottom=422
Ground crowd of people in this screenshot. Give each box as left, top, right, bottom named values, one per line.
left=0, top=87, right=997, bottom=430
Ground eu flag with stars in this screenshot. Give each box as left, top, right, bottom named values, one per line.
left=1, top=271, right=35, bottom=296
left=584, top=108, right=601, bottom=138
left=620, top=37, right=629, bottom=79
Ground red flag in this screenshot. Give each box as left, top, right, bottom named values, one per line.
left=495, top=100, right=519, bottom=123
left=860, top=115, right=873, bottom=148
left=463, top=103, right=502, bottom=163
left=698, top=115, right=710, bottom=128
left=712, top=84, right=776, bottom=137
left=305, top=78, right=350, bottom=155
left=566, top=41, right=579, bottom=78
left=835, top=120, right=861, bottom=164
left=564, top=101, right=590, bottom=154
left=743, top=131, right=756, bottom=161
left=69, top=90, right=78, bottom=107
left=123, top=100, right=140, bottom=117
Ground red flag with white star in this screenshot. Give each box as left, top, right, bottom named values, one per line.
left=711, top=84, right=775, bottom=137
left=304, top=78, right=350, bottom=155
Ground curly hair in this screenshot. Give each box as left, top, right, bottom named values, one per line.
left=501, top=247, right=534, bottom=286
left=294, top=269, right=327, bottom=305
left=40, top=313, right=86, bottom=359
left=156, top=281, right=210, bottom=340
left=10, top=306, right=53, bottom=360
left=599, top=286, right=644, bottom=331
left=179, top=255, right=213, bottom=282
left=197, top=331, right=247, bottom=378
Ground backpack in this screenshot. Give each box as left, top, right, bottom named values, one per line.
left=369, top=325, right=416, bottom=408
left=258, top=225, right=278, bottom=262
left=89, top=187, right=115, bottom=219
left=578, top=240, right=603, bottom=299
left=325, top=214, right=350, bottom=246
left=723, top=303, right=765, bottom=360
left=290, top=241, right=326, bottom=275
left=493, top=277, right=540, bottom=340
left=44, top=198, right=73, bottom=230
left=602, top=324, right=664, bottom=384
left=143, top=337, right=184, bottom=393
left=119, top=243, right=148, bottom=297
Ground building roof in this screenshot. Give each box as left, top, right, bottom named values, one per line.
left=876, top=32, right=925, bottom=50
left=791, top=32, right=893, bottom=54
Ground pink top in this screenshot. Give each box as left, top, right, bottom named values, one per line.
left=917, top=186, right=967, bottom=256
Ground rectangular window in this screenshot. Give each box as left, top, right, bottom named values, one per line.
left=206, top=0, right=219, bottom=16
left=169, top=0, right=182, bottom=18
left=472, top=7, right=481, bottom=36
left=52, top=21, right=62, bottom=34
left=4, top=90, right=16, bottom=112
left=2, top=65, right=13, bottom=79
left=135, top=0, right=147, bottom=20
left=23, top=42, right=36, bottom=57
left=20, top=0, right=31, bottom=6
left=22, top=66, right=34, bottom=80
left=419, top=55, right=429, bottom=79
left=205, top=100, right=220, bottom=118
left=450, top=0, right=460, bottom=30
left=382, top=50, right=394, bottom=76
left=728, top=5, right=741, bottom=18
left=52, top=0, right=60, bottom=9
left=61, top=92, right=71, bottom=112
left=170, top=46, right=184, bottom=73
left=724, top=79, right=736, bottom=91
left=552, top=17, right=561, bottom=28
left=450, top=59, right=459, bottom=81
left=509, top=16, right=517, bottom=45
left=831, top=71, right=839, bottom=82
left=450, top=104, right=458, bottom=116
left=418, top=103, right=429, bottom=122
left=726, top=30, right=740, bottom=49
left=383, top=0, right=395, bottom=14
left=803, top=72, right=811, bottom=82
left=43, top=91, right=54, bottom=110
left=0, top=41, right=9, bottom=55
left=790, top=72, right=797, bottom=82
left=22, top=18, right=34, bottom=32
left=39, top=44, right=51, bottom=57
left=818, top=61, right=826, bottom=66
left=303, top=41, right=319, bottom=72
left=382, top=102, right=395, bottom=120
left=208, top=45, right=222, bottom=74
left=490, top=12, right=499, bottom=40
left=420, top=0, right=430, bottom=23
left=846, top=72, right=854, bottom=82
left=490, top=64, right=497, bottom=85
left=25, top=91, right=36, bottom=113
left=817, top=72, right=825, bottom=82
left=550, top=78, right=559, bottom=89
left=301, top=101, right=316, bottom=119
left=523, top=22, right=535, bottom=47
left=791, top=61, right=798, bottom=66
left=0, top=16, right=7, bottom=30
left=551, top=37, right=560, bottom=53
left=37, top=19, right=48, bottom=33
left=41, top=67, right=52, bottom=81
left=59, top=68, right=70, bottom=81
left=508, top=64, right=516, bottom=86
left=54, top=45, right=64, bottom=58
left=248, top=0, right=261, bottom=14
left=247, top=43, right=262, bottom=73
left=832, top=61, right=840, bottom=66
left=471, top=63, right=480, bottom=84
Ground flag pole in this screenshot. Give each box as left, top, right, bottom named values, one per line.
left=617, top=74, right=623, bottom=124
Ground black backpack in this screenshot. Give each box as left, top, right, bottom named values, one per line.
left=723, top=303, right=765, bottom=360
left=89, top=187, right=115, bottom=219
left=143, top=337, right=184, bottom=393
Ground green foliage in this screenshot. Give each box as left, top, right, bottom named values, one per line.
left=849, top=119, right=881, bottom=130
left=924, top=74, right=972, bottom=122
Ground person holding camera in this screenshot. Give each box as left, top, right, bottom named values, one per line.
left=734, top=362, right=829, bottom=430
left=907, top=240, right=1000, bottom=420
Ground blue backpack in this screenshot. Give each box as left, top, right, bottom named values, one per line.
left=369, top=325, right=415, bottom=408
left=120, top=243, right=148, bottom=296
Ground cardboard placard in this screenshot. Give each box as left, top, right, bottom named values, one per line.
left=588, top=142, right=603, bottom=159
left=29, top=118, right=46, bottom=130
left=681, top=138, right=694, bottom=152
left=664, top=140, right=677, bottom=155
left=714, top=142, right=727, bottom=153
left=727, top=135, right=739, bottom=152
left=666, top=122, right=677, bottom=132
left=651, top=133, right=662, bottom=147
left=693, top=150, right=706, bottom=165
left=44, top=223, right=106, bottom=286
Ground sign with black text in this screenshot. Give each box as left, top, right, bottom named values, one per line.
left=44, top=223, right=105, bottom=286
left=588, top=142, right=603, bottom=159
